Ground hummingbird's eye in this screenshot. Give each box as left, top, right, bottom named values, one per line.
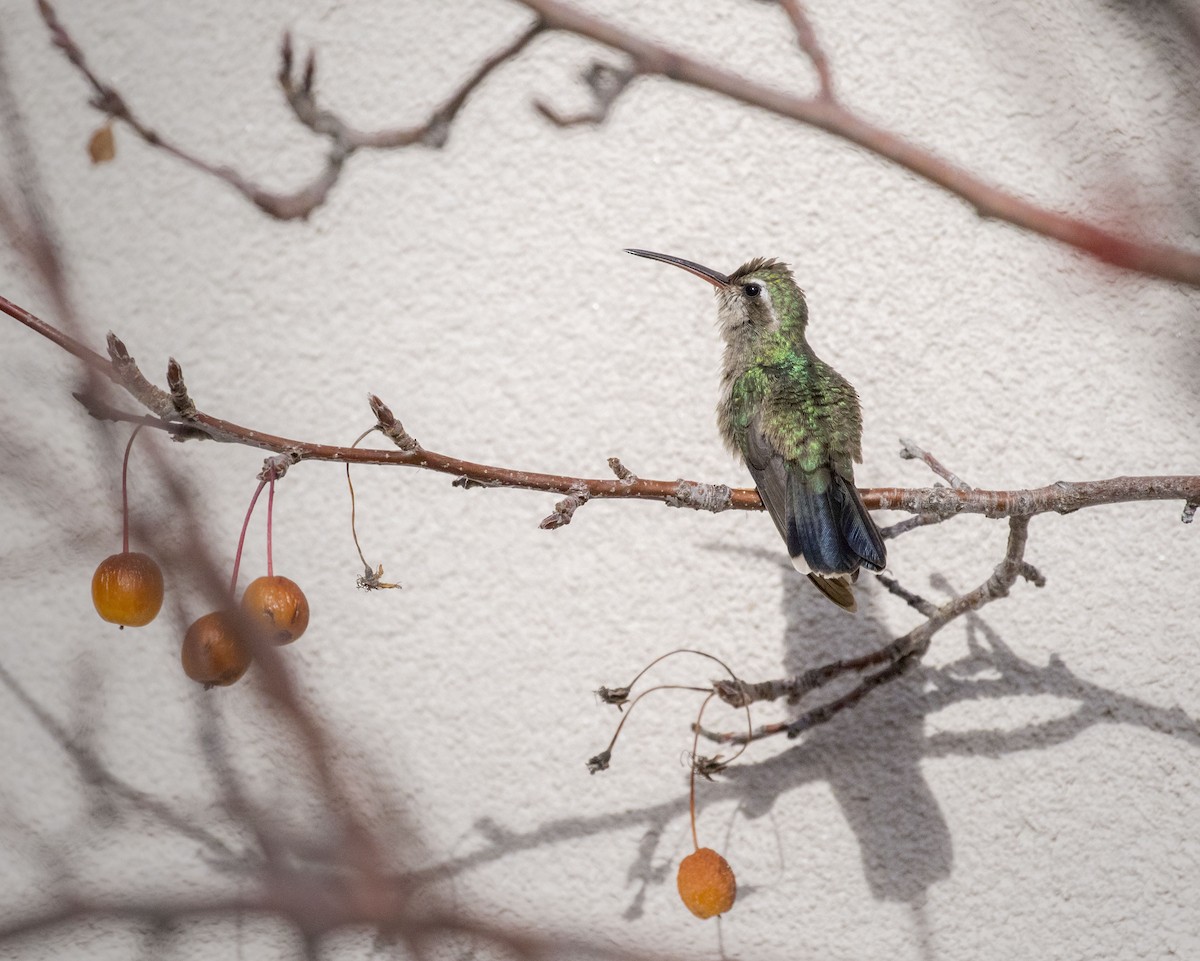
left=743, top=283, right=762, bottom=298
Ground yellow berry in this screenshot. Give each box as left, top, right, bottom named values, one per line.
left=241, top=575, right=309, bottom=644
left=677, top=847, right=736, bottom=919
left=182, top=612, right=251, bottom=687
left=91, top=552, right=164, bottom=627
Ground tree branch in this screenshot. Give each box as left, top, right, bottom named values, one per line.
left=37, top=1, right=541, bottom=220
left=511, top=0, right=1200, bottom=286
left=3, top=293, right=1198, bottom=525
left=704, top=516, right=1047, bottom=744
left=37, top=0, right=1200, bottom=282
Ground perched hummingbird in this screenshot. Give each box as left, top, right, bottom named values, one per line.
left=627, top=249, right=886, bottom=612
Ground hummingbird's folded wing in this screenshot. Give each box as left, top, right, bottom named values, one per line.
left=743, top=418, right=857, bottom=610
left=745, top=417, right=886, bottom=576
left=742, top=416, right=790, bottom=543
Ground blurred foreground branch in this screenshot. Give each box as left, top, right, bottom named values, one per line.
left=37, top=0, right=1200, bottom=284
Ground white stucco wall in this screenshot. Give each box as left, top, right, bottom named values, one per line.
left=2, top=2, right=1199, bottom=958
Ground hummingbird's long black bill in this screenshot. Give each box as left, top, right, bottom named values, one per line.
left=625, top=248, right=730, bottom=288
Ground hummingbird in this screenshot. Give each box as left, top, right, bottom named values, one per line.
left=627, top=249, right=886, bottom=612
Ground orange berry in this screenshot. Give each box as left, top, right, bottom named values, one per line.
left=677, top=847, right=736, bottom=919
left=181, top=612, right=251, bottom=687
left=91, top=552, right=164, bottom=627
left=241, top=575, right=309, bottom=644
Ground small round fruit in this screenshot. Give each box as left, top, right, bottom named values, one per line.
left=91, top=552, right=164, bottom=627
left=181, top=612, right=251, bottom=687
left=677, top=847, right=737, bottom=919
left=241, top=575, right=309, bottom=644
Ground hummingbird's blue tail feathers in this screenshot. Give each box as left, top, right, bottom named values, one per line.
left=741, top=419, right=885, bottom=609
left=786, top=468, right=887, bottom=575
left=786, top=468, right=852, bottom=574
left=832, top=472, right=887, bottom=572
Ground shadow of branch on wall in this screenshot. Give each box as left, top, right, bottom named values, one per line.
left=4, top=554, right=1198, bottom=930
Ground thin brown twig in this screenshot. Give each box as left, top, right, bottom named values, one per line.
left=899, top=437, right=972, bottom=490
left=3, top=293, right=1197, bottom=524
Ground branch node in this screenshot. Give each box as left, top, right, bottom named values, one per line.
left=259, top=451, right=301, bottom=481
left=690, top=754, right=727, bottom=780
left=713, top=678, right=755, bottom=708
left=607, top=456, right=638, bottom=485
left=368, top=394, right=420, bottom=451
left=101, top=332, right=175, bottom=418
left=534, top=60, right=636, bottom=127
left=540, top=483, right=591, bottom=530
left=452, top=475, right=500, bottom=490
left=165, top=357, right=196, bottom=419
left=586, top=750, right=612, bottom=774
left=667, top=481, right=733, bottom=513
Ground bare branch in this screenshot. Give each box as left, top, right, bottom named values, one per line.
left=875, top=572, right=939, bottom=617
left=899, top=437, right=972, bottom=490
left=37, top=1, right=542, bottom=220
left=706, top=515, right=1046, bottom=743
left=35, top=0, right=1200, bottom=281
left=3, top=295, right=1198, bottom=524
left=514, top=0, right=1200, bottom=286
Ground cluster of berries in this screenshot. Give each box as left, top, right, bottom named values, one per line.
left=90, top=429, right=309, bottom=687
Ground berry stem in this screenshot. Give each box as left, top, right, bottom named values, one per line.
left=120, top=425, right=144, bottom=553
left=688, top=692, right=717, bottom=852
left=346, top=427, right=375, bottom=572
left=596, top=683, right=712, bottom=762
left=266, top=470, right=275, bottom=578
left=230, top=476, right=268, bottom=597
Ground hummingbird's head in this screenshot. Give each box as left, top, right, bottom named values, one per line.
left=723, top=256, right=807, bottom=337
left=625, top=249, right=808, bottom=343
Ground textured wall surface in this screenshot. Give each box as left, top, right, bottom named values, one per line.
left=2, top=2, right=1199, bottom=959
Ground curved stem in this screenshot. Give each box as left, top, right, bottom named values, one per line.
left=346, top=428, right=375, bottom=572
left=621, top=648, right=745, bottom=694
left=599, top=684, right=711, bottom=759
left=266, top=471, right=275, bottom=578
left=688, top=692, right=717, bottom=851
left=119, top=424, right=143, bottom=553
left=229, top=477, right=268, bottom=598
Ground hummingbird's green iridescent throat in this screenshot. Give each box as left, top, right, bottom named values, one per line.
left=627, top=248, right=886, bottom=612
